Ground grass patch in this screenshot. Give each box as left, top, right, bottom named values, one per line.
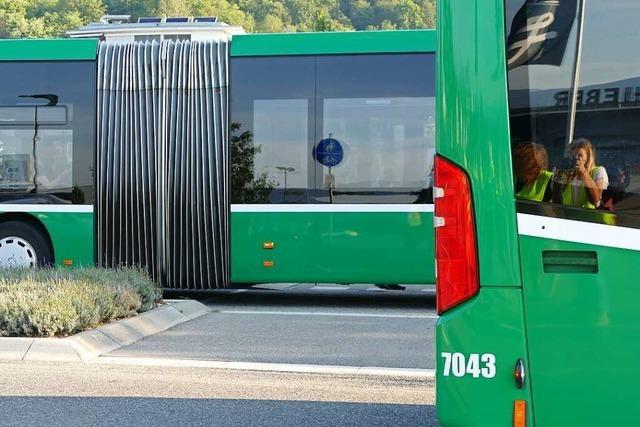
left=0, top=268, right=162, bottom=337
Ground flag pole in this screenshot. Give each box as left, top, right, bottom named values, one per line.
left=566, top=0, right=587, bottom=146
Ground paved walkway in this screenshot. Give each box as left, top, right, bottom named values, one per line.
left=109, top=288, right=437, bottom=370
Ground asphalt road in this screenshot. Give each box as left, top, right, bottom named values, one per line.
left=0, top=361, right=438, bottom=427
left=112, top=286, right=437, bottom=369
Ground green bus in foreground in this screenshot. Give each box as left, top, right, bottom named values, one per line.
left=0, top=29, right=436, bottom=289
left=436, top=0, right=640, bottom=425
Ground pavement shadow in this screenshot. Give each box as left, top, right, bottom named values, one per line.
left=165, top=288, right=436, bottom=310
left=2, top=396, right=439, bottom=426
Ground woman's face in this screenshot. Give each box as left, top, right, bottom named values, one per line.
left=520, top=164, right=540, bottom=184
left=572, top=147, right=588, bottom=165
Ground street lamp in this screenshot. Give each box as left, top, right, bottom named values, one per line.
left=275, top=166, right=295, bottom=202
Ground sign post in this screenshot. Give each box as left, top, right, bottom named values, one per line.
left=313, top=135, right=344, bottom=203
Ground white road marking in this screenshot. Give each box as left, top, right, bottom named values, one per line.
left=95, top=356, right=436, bottom=378
left=216, top=309, right=438, bottom=319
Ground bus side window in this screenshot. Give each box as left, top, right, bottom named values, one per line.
left=507, top=1, right=640, bottom=227
left=0, top=61, right=95, bottom=204
left=571, top=2, right=640, bottom=219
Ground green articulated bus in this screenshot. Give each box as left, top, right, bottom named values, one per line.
left=436, top=0, right=640, bottom=425
left=0, top=29, right=437, bottom=289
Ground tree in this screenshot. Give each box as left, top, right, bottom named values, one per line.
left=230, top=122, right=275, bottom=203
left=0, top=0, right=436, bottom=38
left=237, top=0, right=293, bottom=32
left=190, top=0, right=255, bottom=31
left=344, top=0, right=374, bottom=30
left=373, top=0, right=425, bottom=30
left=156, top=0, right=190, bottom=16
left=0, top=0, right=105, bottom=38
left=419, top=0, right=435, bottom=28
left=259, top=13, right=286, bottom=32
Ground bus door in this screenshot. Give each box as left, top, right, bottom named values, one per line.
left=506, top=1, right=640, bottom=424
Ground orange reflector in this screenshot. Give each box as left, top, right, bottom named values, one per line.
left=62, top=259, right=73, bottom=267
left=262, top=242, right=275, bottom=249
left=513, top=400, right=526, bottom=427
left=263, top=261, right=274, bottom=267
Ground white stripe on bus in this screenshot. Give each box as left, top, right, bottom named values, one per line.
left=0, top=204, right=94, bottom=213
left=517, top=213, right=640, bottom=251
left=230, top=204, right=435, bottom=213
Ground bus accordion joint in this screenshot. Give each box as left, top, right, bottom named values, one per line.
left=513, top=400, right=527, bottom=427
left=433, top=155, right=479, bottom=314
left=515, top=358, right=526, bottom=389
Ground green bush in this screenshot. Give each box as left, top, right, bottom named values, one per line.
left=0, top=268, right=162, bottom=337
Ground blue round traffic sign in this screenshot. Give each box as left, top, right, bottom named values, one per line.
left=313, top=138, right=344, bottom=167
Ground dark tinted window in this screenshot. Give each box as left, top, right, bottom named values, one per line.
left=0, top=61, right=96, bottom=204
left=230, top=56, right=315, bottom=204
left=572, top=2, right=640, bottom=219
left=506, top=0, right=640, bottom=227
left=230, top=53, right=436, bottom=204
left=316, top=54, right=435, bottom=204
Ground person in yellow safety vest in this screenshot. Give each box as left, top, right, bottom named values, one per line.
left=514, top=142, right=553, bottom=202
left=553, top=138, right=609, bottom=209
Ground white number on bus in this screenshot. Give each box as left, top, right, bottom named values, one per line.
left=441, top=352, right=496, bottom=379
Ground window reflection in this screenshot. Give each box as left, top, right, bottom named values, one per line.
left=0, top=61, right=95, bottom=204
left=322, top=97, right=435, bottom=197
left=506, top=0, right=640, bottom=225
left=230, top=53, right=436, bottom=204
left=0, top=130, right=72, bottom=192
left=253, top=99, right=309, bottom=190
left=572, top=1, right=640, bottom=216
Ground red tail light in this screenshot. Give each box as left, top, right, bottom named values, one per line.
left=434, top=155, right=479, bottom=314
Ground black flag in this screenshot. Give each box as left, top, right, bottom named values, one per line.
left=506, top=0, right=578, bottom=69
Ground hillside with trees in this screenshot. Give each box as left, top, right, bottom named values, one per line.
left=0, top=0, right=435, bottom=38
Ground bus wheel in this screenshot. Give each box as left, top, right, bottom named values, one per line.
left=0, top=221, right=53, bottom=268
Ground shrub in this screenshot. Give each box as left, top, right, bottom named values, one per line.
left=0, top=268, right=162, bottom=337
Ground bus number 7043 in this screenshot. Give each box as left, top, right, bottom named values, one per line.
left=441, top=352, right=496, bottom=379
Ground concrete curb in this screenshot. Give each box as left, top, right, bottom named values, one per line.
left=0, top=299, right=210, bottom=363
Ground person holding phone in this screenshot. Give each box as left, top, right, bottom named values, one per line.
left=553, top=138, right=609, bottom=209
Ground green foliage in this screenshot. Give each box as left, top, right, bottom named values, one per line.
left=0, top=267, right=161, bottom=337
left=0, top=0, right=105, bottom=38
left=0, top=0, right=434, bottom=38
left=230, top=122, right=276, bottom=203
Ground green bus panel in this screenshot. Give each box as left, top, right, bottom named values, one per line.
left=437, top=0, right=521, bottom=286
left=230, top=211, right=434, bottom=284
left=436, top=288, right=533, bottom=427
left=37, top=212, right=94, bottom=267
left=231, top=29, right=436, bottom=57
left=519, top=234, right=640, bottom=426
left=11, top=212, right=94, bottom=267
left=0, top=39, right=98, bottom=61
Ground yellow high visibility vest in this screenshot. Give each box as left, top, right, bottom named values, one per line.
left=561, top=167, right=597, bottom=209
left=516, top=170, right=552, bottom=202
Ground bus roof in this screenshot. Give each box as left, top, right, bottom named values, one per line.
left=0, top=39, right=98, bottom=61
left=230, top=29, right=435, bottom=57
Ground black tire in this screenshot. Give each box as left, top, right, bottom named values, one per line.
left=0, top=221, right=53, bottom=267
